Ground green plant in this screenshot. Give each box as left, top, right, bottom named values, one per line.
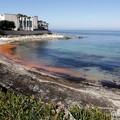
left=0, top=29, right=5, bottom=35
left=70, top=104, right=111, bottom=120
left=0, top=89, right=52, bottom=120
left=0, top=88, right=111, bottom=120
left=0, top=20, right=16, bottom=30
left=57, top=108, right=65, bottom=120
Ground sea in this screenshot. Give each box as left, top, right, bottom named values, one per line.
left=13, top=30, right=120, bottom=83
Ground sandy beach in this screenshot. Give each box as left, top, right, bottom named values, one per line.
left=0, top=33, right=120, bottom=112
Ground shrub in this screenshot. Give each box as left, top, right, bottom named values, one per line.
left=0, top=88, right=111, bottom=120
left=0, top=90, right=52, bottom=120
left=57, top=109, right=65, bottom=120
left=0, top=20, right=16, bottom=30
left=70, top=104, right=111, bottom=120
left=0, top=29, right=5, bottom=35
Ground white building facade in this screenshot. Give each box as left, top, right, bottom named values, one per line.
left=0, top=14, right=48, bottom=31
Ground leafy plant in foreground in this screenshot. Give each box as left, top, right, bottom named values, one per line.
left=70, top=104, right=111, bottom=120
left=0, top=88, right=111, bottom=120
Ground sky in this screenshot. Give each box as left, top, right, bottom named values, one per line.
left=0, top=0, right=120, bottom=30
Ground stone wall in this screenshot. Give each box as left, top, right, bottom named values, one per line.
left=4, top=30, right=51, bottom=35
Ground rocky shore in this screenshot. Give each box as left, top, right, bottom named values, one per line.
left=0, top=33, right=71, bottom=45
left=0, top=33, right=120, bottom=113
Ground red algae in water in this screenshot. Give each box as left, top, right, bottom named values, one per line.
left=0, top=43, right=22, bottom=62
left=24, top=62, right=87, bottom=78
left=0, top=43, right=16, bottom=55
left=0, top=42, right=95, bottom=81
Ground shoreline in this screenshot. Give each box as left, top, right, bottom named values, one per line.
left=0, top=33, right=120, bottom=110
left=0, top=33, right=71, bottom=45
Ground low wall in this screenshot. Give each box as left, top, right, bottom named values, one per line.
left=4, top=30, right=51, bottom=35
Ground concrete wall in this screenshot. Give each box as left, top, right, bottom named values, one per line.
left=0, top=15, right=5, bottom=20
left=4, top=30, right=51, bottom=35
left=33, top=16, right=38, bottom=30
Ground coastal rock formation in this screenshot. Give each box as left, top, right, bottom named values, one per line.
left=0, top=54, right=120, bottom=112
left=0, top=33, right=72, bottom=45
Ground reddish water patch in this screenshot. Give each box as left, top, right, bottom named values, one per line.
left=0, top=43, right=15, bottom=55
left=24, top=62, right=86, bottom=78
left=0, top=43, right=83, bottom=77
left=0, top=43, right=22, bottom=63
left=0, top=43, right=96, bottom=81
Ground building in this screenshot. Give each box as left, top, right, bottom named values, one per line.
left=0, top=13, right=49, bottom=31
left=38, top=20, right=49, bottom=30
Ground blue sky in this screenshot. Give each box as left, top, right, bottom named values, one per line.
left=0, top=0, right=120, bottom=30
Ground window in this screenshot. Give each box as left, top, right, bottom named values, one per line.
left=30, top=21, right=32, bottom=27
left=27, top=21, right=29, bottom=27
left=24, top=20, right=26, bottom=27
left=19, top=20, right=22, bottom=27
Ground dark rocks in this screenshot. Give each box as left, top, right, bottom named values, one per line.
left=101, top=80, right=120, bottom=89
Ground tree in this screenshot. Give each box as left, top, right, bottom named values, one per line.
left=0, top=29, right=5, bottom=35
left=0, top=20, right=16, bottom=30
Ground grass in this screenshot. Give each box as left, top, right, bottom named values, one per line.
left=0, top=88, right=111, bottom=120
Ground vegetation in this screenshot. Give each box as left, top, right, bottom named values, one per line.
left=0, top=29, right=5, bottom=35
left=0, top=88, right=111, bottom=120
left=0, top=89, right=53, bottom=120
left=0, top=20, right=16, bottom=30
left=70, top=104, right=111, bottom=120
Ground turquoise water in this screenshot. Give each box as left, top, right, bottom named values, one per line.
left=14, top=30, right=120, bottom=82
